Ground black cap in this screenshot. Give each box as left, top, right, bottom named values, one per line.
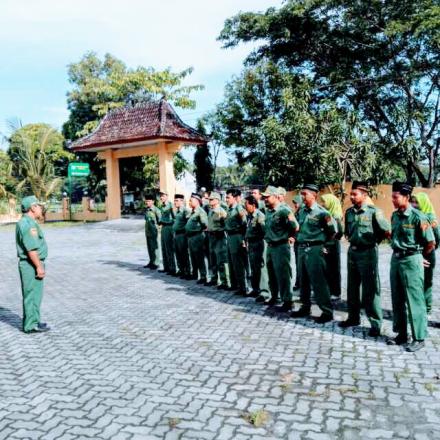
left=190, top=193, right=202, bottom=202
left=174, top=194, right=184, bottom=199
left=392, top=181, right=413, bottom=195
left=144, top=194, right=155, bottom=200
left=352, top=181, right=369, bottom=192
left=302, top=183, right=319, bottom=193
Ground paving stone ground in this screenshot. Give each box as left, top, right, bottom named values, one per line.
left=1, top=219, right=440, bottom=440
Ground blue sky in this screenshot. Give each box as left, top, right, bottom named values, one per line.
left=0, top=0, right=283, bottom=164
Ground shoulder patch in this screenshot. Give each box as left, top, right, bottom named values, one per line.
left=30, top=228, right=38, bottom=236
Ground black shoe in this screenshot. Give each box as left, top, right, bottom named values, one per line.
left=275, top=301, right=292, bottom=313
left=405, top=340, right=425, bottom=352
left=175, top=271, right=183, bottom=277
left=368, top=327, right=381, bottom=337
left=248, top=291, right=260, bottom=298
left=205, top=280, right=217, bottom=287
left=158, top=269, right=167, bottom=273
left=197, top=278, right=207, bottom=285
left=188, top=274, right=198, bottom=280
left=387, top=334, right=409, bottom=346
left=149, top=264, right=158, bottom=270
left=143, top=264, right=151, bottom=268
left=234, top=290, right=247, bottom=296
left=38, top=322, right=49, bottom=330
left=266, top=297, right=279, bottom=306
left=314, top=314, right=333, bottom=324
left=290, top=307, right=311, bottom=318
left=26, top=325, right=50, bottom=334
left=217, top=284, right=229, bottom=291
left=168, top=271, right=178, bottom=277
left=255, top=295, right=266, bottom=303
left=338, top=319, right=360, bottom=328
left=293, top=285, right=300, bottom=291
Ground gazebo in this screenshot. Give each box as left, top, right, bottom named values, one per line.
left=70, top=99, right=208, bottom=219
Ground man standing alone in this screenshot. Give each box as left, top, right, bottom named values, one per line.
left=16, top=196, right=50, bottom=333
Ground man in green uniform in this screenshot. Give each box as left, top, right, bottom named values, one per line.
left=245, top=195, right=266, bottom=298
left=277, top=187, right=293, bottom=212
left=173, top=194, right=191, bottom=279
left=389, top=182, right=435, bottom=352
left=339, top=181, right=391, bottom=337
left=291, top=184, right=336, bottom=323
left=185, top=193, right=209, bottom=284
left=292, top=195, right=303, bottom=291
left=159, top=191, right=176, bottom=275
left=225, top=189, right=248, bottom=295
left=144, top=195, right=161, bottom=270
left=251, top=188, right=266, bottom=213
left=207, top=192, right=228, bottom=289
left=262, top=186, right=299, bottom=312
left=16, top=196, right=50, bottom=333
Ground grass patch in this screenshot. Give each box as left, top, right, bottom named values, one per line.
left=242, top=409, right=270, bottom=427
left=424, top=383, right=438, bottom=393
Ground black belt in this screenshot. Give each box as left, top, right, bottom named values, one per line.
left=267, top=240, right=289, bottom=247
left=393, top=249, right=420, bottom=259
left=175, top=230, right=186, bottom=235
left=298, top=242, right=324, bottom=248
left=247, top=237, right=264, bottom=243
left=208, top=230, right=225, bottom=237
left=227, top=231, right=243, bottom=236
left=186, top=231, right=203, bottom=237
left=350, top=244, right=376, bottom=251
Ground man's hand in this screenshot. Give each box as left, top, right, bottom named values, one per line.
left=288, top=237, right=295, bottom=245
left=423, top=258, right=431, bottom=268
left=36, top=264, right=45, bottom=279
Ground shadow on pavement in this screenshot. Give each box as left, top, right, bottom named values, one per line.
left=0, top=307, right=23, bottom=330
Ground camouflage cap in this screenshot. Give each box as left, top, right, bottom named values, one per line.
left=209, top=191, right=221, bottom=200
left=261, top=186, right=279, bottom=197
left=277, top=187, right=287, bottom=196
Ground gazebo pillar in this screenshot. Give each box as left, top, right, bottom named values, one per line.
left=158, top=142, right=179, bottom=198
left=103, top=149, right=121, bottom=220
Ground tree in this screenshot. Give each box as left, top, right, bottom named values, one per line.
left=208, top=61, right=393, bottom=189
left=0, top=150, right=16, bottom=198
left=192, top=121, right=214, bottom=191
left=219, top=0, right=440, bottom=186
left=7, top=124, right=73, bottom=201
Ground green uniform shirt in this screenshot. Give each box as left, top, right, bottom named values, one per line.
left=246, top=210, right=266, bottom=241
left=16, top=214, right=48, bottom=260
left=185, top=206, right=208, bottom=233
left=225, top=203, right=246, bottom=233
left=258, top=200, right=266, bottom=213
left=159, top=201, right=175, bottom=225
left=426, top=212, right=440, bottom=248
left=296, top=202, right=336, bottom=244
left=208, top=206, right=227, bottom=232
left=145, top=206, right=161, bottom=236
left=265, top=203, right=299, bottom=243
left=173, top=207, right=191, bottom=233
left=390, top=206, right=435, bottom=252
left=345, top=204, right=390, bottom=246
left=279, top=201, right=293, bottom=213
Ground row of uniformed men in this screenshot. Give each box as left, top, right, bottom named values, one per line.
left=144, top=181, right=437, bottom=352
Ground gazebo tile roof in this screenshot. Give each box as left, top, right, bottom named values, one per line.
left=70, top=99, right=208, bottom=151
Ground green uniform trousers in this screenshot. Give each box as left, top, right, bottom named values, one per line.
left=293, top=242, right=300, bottom=289
left=266, top=242, right=292, bottom=302
left=227, top=234, right=246, bottom=291
left=146, top=233, right=159, bottom=266
left=208, top=233, right=228, bottom=285
left=325, top=241, right=341, bottom=297
left=298, top=244, right=333, bottom=316
left=424, top=251, right=435, bottom=313
left=161, top=225, right=176, bottom=272
left=248, top=240, right=264, bottom=294
left=390, top=253, right=427, bottom=341
left=346, top=247, right=382, bottom=330
left=174, top=232, right=191, bottom=276
left=188, top=232, right=207, bottom=279
left=19, top=260, right=44, bottom=332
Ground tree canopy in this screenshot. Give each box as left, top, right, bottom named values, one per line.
left=218, top=0, right=440, bottom=186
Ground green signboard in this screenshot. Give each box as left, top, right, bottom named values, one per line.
left=68, top=162, right=90, bottom=177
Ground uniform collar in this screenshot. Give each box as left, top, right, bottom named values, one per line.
left=305, top=202, right=317, bottom=212
left=398, top=206, right=412, bottom=217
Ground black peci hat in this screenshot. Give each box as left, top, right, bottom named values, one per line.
left=352, top=181, right=369, bottom=192
left=302, top=183, right=319, bottom=193
left=392, top=181, right=413, bottom=196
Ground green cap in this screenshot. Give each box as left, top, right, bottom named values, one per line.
left=209, top=191, right=221, bottom=200
left=277, top=187, right=287, bottom=196
left=21, top=195, right=44, bottom=212
left=261, top=186, right=279, bottom=197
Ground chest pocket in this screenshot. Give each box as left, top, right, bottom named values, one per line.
left=401, top=224, right=415, bottom=241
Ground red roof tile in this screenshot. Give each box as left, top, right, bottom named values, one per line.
left=70, top=99, right=209, bottom=151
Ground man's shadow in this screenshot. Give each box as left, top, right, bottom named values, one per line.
left=0, top=307, right=22, bottom=330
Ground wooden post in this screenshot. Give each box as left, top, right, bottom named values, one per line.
left=104, top=149, right=121, bottom=219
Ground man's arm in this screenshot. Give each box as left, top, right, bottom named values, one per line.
left=27, top=250, right=45, bottom=279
